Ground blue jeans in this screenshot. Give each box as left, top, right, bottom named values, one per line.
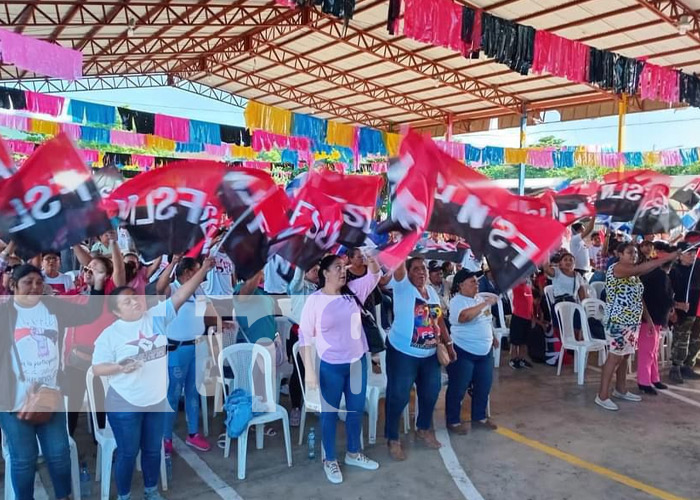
left=107, top=390, right=165, bottom=497
left=445, top=346, right=493, bottom=424
left=384, top=341, right=441, bottom=441
left=319, top=356, right=367, bottom=461
left=0, top=411, right=71, bottom=500
left=164, top=344, right=200, bottom=438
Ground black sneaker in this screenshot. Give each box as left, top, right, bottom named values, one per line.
left=653, top=382, right=668, bottom=390
left=637, top=384, right=658, bottom=395
left=669, top=366, right=684, bottom=384
left=509, top=359, right=522, bottom=370
left=520, top=359, right=533, bottom=369
left=681, top=366, right=700, bottom=380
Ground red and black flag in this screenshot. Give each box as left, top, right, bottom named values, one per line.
left=93, top=166, right=125, bottom=198
left=0, top=135, right=16, bottom=179
left=216, top=167, right=290, bottom=279
left=0, top=133, right=110, bottom=258
left=428, top=178, right=565, bottom=290
left=272, top=179, right=345, bottom=271
left=410, top=239, right=470, bottom=263
left=594, top=170, right=665, bottom=221
left=548, top=182, right=598, bottom=225
left=106, top=160, right=226, bottom=261
left=672, top=176, right=700, bottom=208
left=632, top=181, right=681, bottom=235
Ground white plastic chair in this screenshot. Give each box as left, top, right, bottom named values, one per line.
left=218, top=344, right=292, bottom=480
left=554, top=302, right=607, bottom=385
left=477, top=292, right=508, bottom=368
left=206, top=327, right=225, bottom=418
left=659, top=327, right=673, bottom=366
left=274, top=317, right=295, bottom=400
left=86, top=368, right=168, bottom=500
left=581, top=298, right=606, bottom=322
left=2, top=404, right=81, bottom=500
left=292, top=341, right=366, bottom=449
left=590, top=282, right=605, bottom=300
left=578, top=283, right=594, bottom=302
left=543, top=285, right=556, bottom=318
left=278, top=297, right=292, bottom=319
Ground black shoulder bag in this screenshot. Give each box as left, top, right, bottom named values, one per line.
left=348, top=291, right=386, bottom=354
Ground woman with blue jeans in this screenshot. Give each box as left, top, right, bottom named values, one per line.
left=446, top=269, right=499, bottom=434
left=156, top=257, right=222, bottom=454
left=0, top=264, right=105, bottom=500
left=299, top=253, right=381, bottom=484
left=384, top=257, right=456, bottom=461
left=92, top=258, right=212, bottom=500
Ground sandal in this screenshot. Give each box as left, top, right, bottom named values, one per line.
left=416, top=429, right=442, bottom=449
left=388, top=440, right=406, bottom=461
left=249, top=425, right=278, bottom=437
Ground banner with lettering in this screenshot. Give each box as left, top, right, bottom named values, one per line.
left=0, top=133, right=110, bottom=258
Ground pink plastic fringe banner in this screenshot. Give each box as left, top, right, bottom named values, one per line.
left=0, top=28, right=82, bottom=80
left=59, top=122, right=82, bottom=141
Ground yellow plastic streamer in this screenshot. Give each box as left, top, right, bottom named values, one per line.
left=326, top=121, right=355, bottom=148
left=146, top=135, right=176, bottom=151
left=504, top=148, right=527, bottom=164
left=231, top=145, right=257, bottom=159
left=384, top=132, right=401, bottom=157
left=29, top=118, right=59, bottom=136
left=643, top=151, right=661, bottom=166
left=244, top=101, right=292, bottom=135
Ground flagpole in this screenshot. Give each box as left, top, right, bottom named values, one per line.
left=210, top=203, right=257, bottom=256
left=684, top=242, right=700, bottom=303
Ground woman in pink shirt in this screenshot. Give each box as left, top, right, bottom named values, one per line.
left=299, top=252, right=381, bottom=485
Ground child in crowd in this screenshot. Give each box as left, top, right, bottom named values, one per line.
left=509, top=277, right=534, bottom=369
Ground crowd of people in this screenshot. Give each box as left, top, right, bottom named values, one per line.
left=0, top=217, right=698, bottom=496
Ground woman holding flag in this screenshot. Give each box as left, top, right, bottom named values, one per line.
left=595, top=243, right=680, bottom=411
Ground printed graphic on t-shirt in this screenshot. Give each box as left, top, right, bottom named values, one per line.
left=15, top=326, right=59, bottom=386
left=47, top=283, right=66, bottom=294
left=125, top=331, right=167, bottom=363
left=410, top=298, right=442, bottom=349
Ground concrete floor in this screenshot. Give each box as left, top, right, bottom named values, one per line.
left=3, top=357, right=699, bottom=500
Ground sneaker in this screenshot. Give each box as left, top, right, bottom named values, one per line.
left=669, top=366, right=684, bottom=384
left=185, top=433, right=211, bottom=452
left=323, top=460, right=343, bottom=484
left=653, top=381, right=668, bottom=390
left=594, top=395, right=619, bottom=411
left=290, top=408, right=301, bottom=427
left=144, top=487, right=164, bottom=500
left=681, top=366, right=700, bottom=380
left=163, top=439, right=173, bottom=456
left=344, top=453, right=379, bottom=471
left=637, top=384, right=658, bottom=395
left=520, top=359, right=533, bottom=369
left=612, top=390, right=642, bottom=402
left=509, top=359, right=522, bottom=370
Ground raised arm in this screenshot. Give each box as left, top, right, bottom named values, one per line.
left=111, top=240, right=126, bottom=287
left=581, top=218, right=595, bottom=239
left=145, top=255, right=163, bottom=280
left=239, top=270, right=263, bottom=297
left=170, top=257, right=213, bottom=313
left=155, top=255, right=180, bottom=297
left=393, top=260, right=407, bottom=282
left=72, top=243, right=92, bottom=267
left=613, top=251, right=679, bottom=278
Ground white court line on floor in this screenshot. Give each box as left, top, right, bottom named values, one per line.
left=664, top=385, right=700, bottom=395
left=434, top=428, right=485, bottom=500
left=172, top=435, right=245, bottom=500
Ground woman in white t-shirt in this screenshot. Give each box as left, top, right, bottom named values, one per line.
left=543, top=252, right=587, bottom=303
left=0, top=264, right=105, bottom=500
left=92, top=258, right=213, bottom=500
left=446, top=270, right=498, bottom=435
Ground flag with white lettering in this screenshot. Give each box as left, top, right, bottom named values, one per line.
left=428, top=178, right=565, bottom=290
left=217, top=167, right=290, bottom=279
left=632, top=181, right=681, bottom=235
left=106, top=160, right=226, bottom=261
left=93, top=166, right=125, bottom=198
left=594, top=170, right=666, bottom=221
left=376, top=130, right=467, bottom=269
left=0, top=133, right=110, bottom=258
left=672, top=176, right=700, bottom=209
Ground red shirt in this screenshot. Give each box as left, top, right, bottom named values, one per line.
left=512, top=282, right=534, bottom=320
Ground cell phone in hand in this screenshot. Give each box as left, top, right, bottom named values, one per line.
left=118, top=357, right=135, bottom=367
